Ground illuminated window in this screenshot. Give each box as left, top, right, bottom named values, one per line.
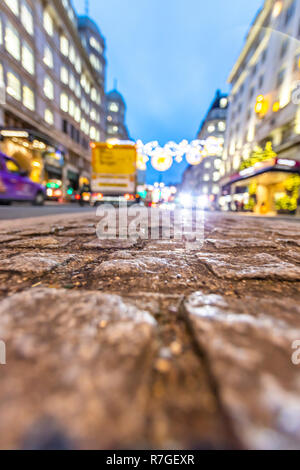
left=69, top=45, right=75, bottom=65
left=207, top=124, right=215, bottom=133
left=68, top=99, right=75, bottom=117
left=4, top=0, right=19, bottom=16
left=212, top=185, right=219, bottom=195
left=90, top=54, right=102, bottom=72
left=69, top=73, right=75, bottom=91
left=109, top=102, right=119, bottom=112
left=107, top=116, right=112, bottom=122
left=22, top=43, right=34, bottom=74
left=23, top=85, right=34, bottom=110
left=6, top=71, right=21, bottom=101
left=21, top=2, right=33, bottom=35
left=74, top=106, right=81, bottom=123
left=44, top=109, right=54, bottom=125
left=60, top=93, right=68, bottom=112
left=60, top=36, right=69, bottom=56
left=202, top=186, right=208, bottom=195
left=89, top=36, right=102, bottom=53
left=213, top=172, right=220, bottom=182
left=90, top=126, right=96, bottom=140
left=203, top=174, right=210, bottom=182
left=204, top=161, right=211, bottom=169
left=60, top=66, right=69, bottom=84
left=43, top=46, right=53, bottom=68
left=44, top=76, right=54, bottom=100
left=75, top=57, right=81, bottom=74
left=218, top=121, right=226, bottom=132
left=44, top=11, right=54, bottom=36
left=5, top=23, right=20, bottom=61
left=220, top=97, right=228, bottom=108
left=214, top=159, right=222, bottom=170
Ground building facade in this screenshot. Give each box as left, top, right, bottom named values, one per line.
left=181, top=90, right=228, bottom=207
left=221, top=0, right=300, bottom=215
left=0, top=0, right=106, bottom=196
left=106, top=89, right=130, bottom=141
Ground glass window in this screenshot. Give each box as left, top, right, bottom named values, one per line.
left=204, top=161, right=211, bottom=169
left=108, top=102, right=119, bottom=112
left=23, top=85, right=34, bottom=110
left=60, top=93, right=68, bottom=112
left=6, top=71, right=21, bottom=100
left=43, top=46, right=53, bottom=69
left=22, top=43, right=34, bottom=74
left=5, top=22, right=20, bottom=61
left=69, top=45, right=75, bottom=64
left=207, top=124, right=215, bottom=133
left=44, top=76, right=54, bottom=100
left=89, top=36, right=102, bottom=53
left=90, top=54, right=102, bottom=72
left=69, top=98, right=75, bottom=117
left=60, top=36, right=69, bottom=56
left=44, top=109, right=54, bottom=125
left=21, top=2, right=33, bottom=35
left=213, top=172, right=220, bottom=182
left=4, top=0, right=19, bottom=16
left=69, top=73, right=75, bottom=91
left=218, top=121, right=226, bottom=132
left=60, top=66, right=69, bottom=84
left=44, top=11, right=54, bottom=36
left=203, top=174, right=210, bottom=182
left=220, top=97, right=228, bottom=108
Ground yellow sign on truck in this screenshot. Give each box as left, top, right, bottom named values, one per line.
left=91, top=142, right=137, bottom=203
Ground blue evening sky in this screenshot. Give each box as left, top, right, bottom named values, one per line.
left=73, top=0, right=262, bottom=184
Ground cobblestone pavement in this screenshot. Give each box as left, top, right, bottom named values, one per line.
left=0, top=210, right=299, bottom=450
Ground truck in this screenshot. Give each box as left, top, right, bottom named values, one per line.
left=90, top=142, right=139, bottom=206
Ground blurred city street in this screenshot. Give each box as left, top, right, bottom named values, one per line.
left=1, top=0, right=300, bottom=454
left=0, top=203, right=95, bottom=220
left=0, top=208, right=300, bottom=449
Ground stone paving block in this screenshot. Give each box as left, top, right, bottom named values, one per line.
left=183, top=291, right=300, bottom=450
left=96, top=256, right=174, bottom=277
left=84, top=238, right=138, bottom=250
left=197, top=252, right=300, bottom=280
left=206, top=238, right=278, bottom=249
left=5, top=237, right=74, bottom=249
left=0, top=253, right=75, bottom=274
left=0, top=288, right=157, bottom=449
left=58, top=227, right=96, bottom=237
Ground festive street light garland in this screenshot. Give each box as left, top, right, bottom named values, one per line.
left=110, top=138, right=224, bottom=172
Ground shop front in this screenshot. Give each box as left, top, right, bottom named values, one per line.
left=220, top=158, right=300, bottom=216
left=0, top=129, right=65, bottom=191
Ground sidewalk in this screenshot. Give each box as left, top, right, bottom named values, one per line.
left=0, top=210, right=299, bottom=449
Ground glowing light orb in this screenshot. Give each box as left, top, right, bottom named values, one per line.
left=151, top=151, right=173, bottom=172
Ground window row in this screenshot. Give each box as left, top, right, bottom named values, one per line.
left=4, top=0, right=33, bottom=35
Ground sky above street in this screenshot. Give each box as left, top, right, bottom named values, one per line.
left=73, top=0, right=263, bottom=184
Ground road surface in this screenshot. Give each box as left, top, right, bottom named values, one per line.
left=0, top=209, right=299, bottom=449
left=0, top=202, right=95, bottom=220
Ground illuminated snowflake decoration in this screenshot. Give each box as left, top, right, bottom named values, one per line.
left=112, top=138, right=224, bottom=172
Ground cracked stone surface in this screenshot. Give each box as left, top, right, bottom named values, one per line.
left=197, top=252, right=300, bottom=280
left=0, top=253, right=75, bottom=274
left=183, top=292, right=300, bottom=449
left=0, top=211, right=299, bottom=450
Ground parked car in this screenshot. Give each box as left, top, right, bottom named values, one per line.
left=0, top=152, right=45, bottom=205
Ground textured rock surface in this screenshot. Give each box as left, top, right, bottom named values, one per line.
left=0, top=211, right=299, bottom=449
left=183, top=292, right=300, bottom=449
